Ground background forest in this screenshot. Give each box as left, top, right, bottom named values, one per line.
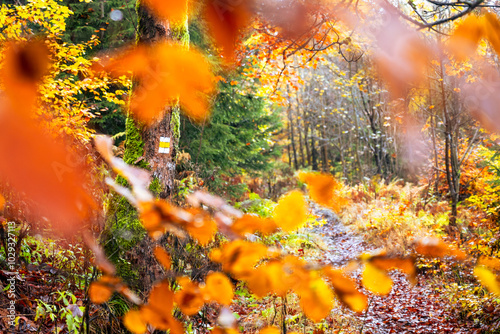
left=2, top=0, right=500, bottom=333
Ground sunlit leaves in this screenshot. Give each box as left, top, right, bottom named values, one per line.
left=299, top=172, right=347, bottom=212
left=273, top=191, right=307, bottom=232
left=414, top=237, right=466, bottom=260
left=94, top=43, right=214, bottom=124
left=362, top=262, right=393, bottom=295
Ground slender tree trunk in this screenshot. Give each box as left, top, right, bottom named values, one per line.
left=440, top=59, right=458, bottom=227
left=287, top=102, right=298, bottom=170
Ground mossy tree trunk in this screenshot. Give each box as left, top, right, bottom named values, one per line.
left=104, top=1, right=189, bottom=297
left=126, top=1, right=188, bottom=199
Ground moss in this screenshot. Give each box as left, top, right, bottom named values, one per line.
left=171, top=105, right=181, bottom=149
left=171, top=17, right=190, bottom=47
left=123, top=117, right=145, bottom=166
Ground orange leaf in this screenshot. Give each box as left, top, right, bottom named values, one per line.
left=210, top=240, right=268, bottom=278
left=184, top=208, right=217, bottom=245
left=259, top=328, right=280, bottom=334
left=322, top=267, right=368, bottom=313
left=0, top=194, right=5, bottom=212
left=154, top=246, right=172, bottom=270
left=231, top=214, right=278, bottom=236
left=141, top=306, right=184, bottom=333
left=95, top=43, right=214, bottom=124
left=484, top=12, right=500, bottom=56
left=205, top=272, right=234, bottom=305
left=299, top=172, right=347, bottom=212
left=143, top=0, right=189, bottom=22
left=478, top=256, right=500, bottom=271
left=174, top=277, right=204, bottom=315
left=0, top=42, right=96, bottom=235
left=414, top=237, right=466, bottom=260
left=369, top=255, right=416, bottom=283
left=148, top=281, right=175, bottom=316
left=273, top=191, right=307, bottom=232
left=89, top=278, right=118, bottom=304
left=298, top=276, right=334, bottom=322
left=246, top=261, right=288, bottom=297
left=203, top=0, right=252, bottom=62
left=123, top=310, right=147, bottom=334
left=448, top=14, right=485, bottom=60
left=0, top=40, right=50, bottom=115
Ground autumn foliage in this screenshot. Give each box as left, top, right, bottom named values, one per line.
left=4, top=0, right=500, bottom=333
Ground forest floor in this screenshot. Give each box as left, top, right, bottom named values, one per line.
left=308, top=206, right=477, bottom=334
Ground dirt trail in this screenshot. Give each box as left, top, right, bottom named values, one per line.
left=310, top=207, right=474, bottom=334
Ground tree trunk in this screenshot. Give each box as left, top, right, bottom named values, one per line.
left=126, top=1, right=189, bottom=199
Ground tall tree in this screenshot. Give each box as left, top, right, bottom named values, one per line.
left=123, top=1, right=189, bottom=198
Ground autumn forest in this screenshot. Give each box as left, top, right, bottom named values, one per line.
left=2, top=0, right=500, bottom=333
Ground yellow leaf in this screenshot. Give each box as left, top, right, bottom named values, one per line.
left=362, top=263, right=393, bottom=295
left=273, top=191, right=307, bottom=232
left=154, top=246, right=171, bottom=270
left=123, top=310, right=147, bottom=334
left=205, top=272, right=234, bottom=305
left=474, top=265, right=500, bottom=295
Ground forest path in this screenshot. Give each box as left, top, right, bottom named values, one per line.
left=309, top=206, right=474, bottom=334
